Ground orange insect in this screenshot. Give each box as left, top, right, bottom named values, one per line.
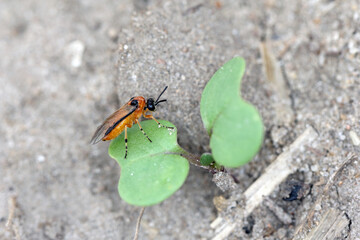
left=90, top=86, right=173, bottom=158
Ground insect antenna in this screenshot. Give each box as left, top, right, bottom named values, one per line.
left=155, top=86, right=168, bottom=105
left=155, top=99, right=167, bottom=106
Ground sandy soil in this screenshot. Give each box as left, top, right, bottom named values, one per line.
left=1, top=0, right=359, bottom=239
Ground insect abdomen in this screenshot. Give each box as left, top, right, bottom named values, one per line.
left=103, top=118, right=132, bottom=141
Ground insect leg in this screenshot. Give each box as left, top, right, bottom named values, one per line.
left=144, top=115, right=174, bottom=129
left=124, top=126, right=128, bottom=159
left=135, top=119, right=152, bottom=143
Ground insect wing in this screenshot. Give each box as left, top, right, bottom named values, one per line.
left=90, top=104, right=136, bottom=144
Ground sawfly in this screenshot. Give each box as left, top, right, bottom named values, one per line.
left=91, top=86, right=173, bottom=158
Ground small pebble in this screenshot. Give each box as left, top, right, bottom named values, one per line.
left=349, top=131, right=360, bottom=146
left=65, top=40, right=85, bottom=68
left=36, top=154, right=45, bottom=162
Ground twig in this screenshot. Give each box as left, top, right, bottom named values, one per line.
left=6, top=196, right=16, bottom=230
left=304, top=209, right=349, bottom=240
left=6, top=196, right=21, bottom=240
left=260, top=40, right=294, bottom=125
left=277, top=37, right=296, bottom=59
left=212, top=224, right=236, bottom=240
left=133, top=207, right=145, bottom=240
left=210, top=216, right=223, bottom=229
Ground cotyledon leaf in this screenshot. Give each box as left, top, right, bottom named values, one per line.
left=109, top=120, right=189, bottom=206
left=210, top=98, right=264, bottom=167
left=200, top=57, right=245, bottom=135
left=200, top=57, right=264, bottom=168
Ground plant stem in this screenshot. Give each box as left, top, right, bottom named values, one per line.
left=133, top=207, right=145, bottom=240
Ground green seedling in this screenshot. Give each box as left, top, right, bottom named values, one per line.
left=101, top=57, right=263, bottom=206
left=200, top=57, right=264, bottom=167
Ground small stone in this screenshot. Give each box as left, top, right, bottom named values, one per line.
left=65, top=40, right=85, bottom=68
left=270, top=126, right=288, bottom=145
left=36, top=154, right=45, bottom=162
left=314, top=204, right=322, bottom=211
left=311, top=164, right=319, bottom=172
left=349, top=131, right=360, bottom=146
left=212, top=172, right=237, bottom=192
left=107, top=28, right=118, bottom=41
